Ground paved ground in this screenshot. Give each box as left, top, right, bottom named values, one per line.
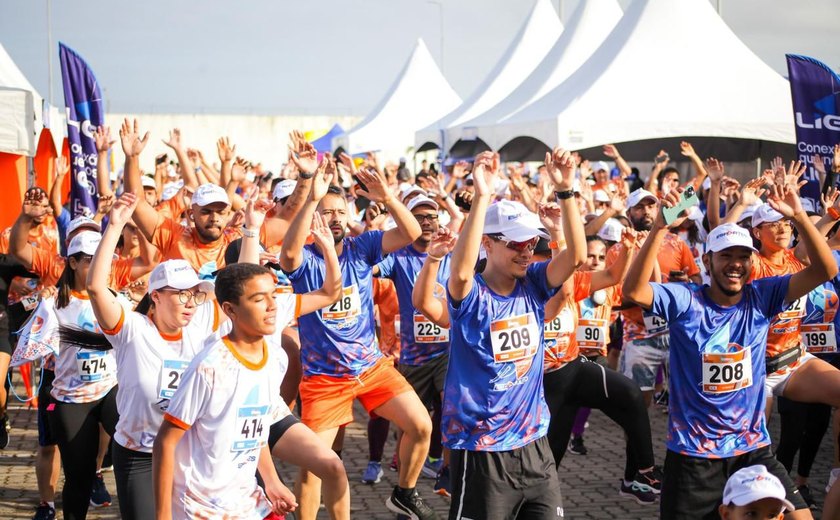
left=0, top=375, right=834, bottom=519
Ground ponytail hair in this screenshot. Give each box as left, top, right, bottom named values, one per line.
left=134, top=293, right=153, bottom=316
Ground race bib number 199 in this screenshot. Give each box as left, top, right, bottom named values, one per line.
left=490, top=313, right=539, bottom=363
left=702, top=349, right=752, bottom=394
left=801, top=323, right=838, bottom=353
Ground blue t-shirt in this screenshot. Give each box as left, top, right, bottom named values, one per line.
left=56, top=208, right=71, bottom=256
left=376, top=246, right=451, bottom=367
left=651, top=277, right=790, bottom=458
left=443, top=261, right=556, bottom=452
left=286, top=231, right=384, bottom=377
left=803, top=251, right=840, bottom=356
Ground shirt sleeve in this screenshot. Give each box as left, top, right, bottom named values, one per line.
left=753, top=275, right=792, bottom=317
left=355, top=230, right=385, bottom=266
left=164, top=360, right=211, bottom=430
left=110, top=257, right=135, bottom=290
left=151, top=217, right=181, bottom=257
left=573, top=271, right=591, bottom=302
left=650, top=282, right=693, bottom=322
left=525, top=260, right=560, bottom=303
left=680, top=241, right=701, bottom=276
left=283, top=246, right=315, bottom=282
left=375, top=254, right=396, bottom=279
left=101, top=308, right=141, bottom=345
left=447, top=276, right=479, bottom=316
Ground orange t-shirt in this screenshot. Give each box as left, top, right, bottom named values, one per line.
left=576, top=279, right=622, bottom=358
left=607, top=233, right=700, bottom=343
left=750, top=249, right=806, bottom=359
left=543, top=271, right=590, bottom=372
left=373, top=277, right=399, bottom=357
left=593, top=179, right=627, bottom=197
left=30, top=248, right=134, bottom=290
left=156, top=192, right=187, bottom=221
left=1, top=220, right=60, bottom=302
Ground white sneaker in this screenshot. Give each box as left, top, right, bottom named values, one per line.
left=826, top=468, right=840, bottom=494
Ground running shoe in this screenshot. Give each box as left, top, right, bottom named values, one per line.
left=389, top=452, right=399, bottom=471
left=0, top=414, right=9, bottom=449
left=634, top=466, right=663, bottom=494
left=797, top=485, right=818, bottom=510
left=653, top=389, right=669, bottom=406
left=827, top=468, right=840, bottom=493
left=421, top=456, right=443, bottom=478
left=386, top=487, right=439, bottom=520
left=89, top=473, right=112, bottom=508
left=568, top=436, right=588, bottom=456
left=361, top=461, right=384, bottom=484
left=434, top=466, right=451, bottom=498
left=32, top=502, right=55, bottom=520
left=619, top=480, right=658, bottom=505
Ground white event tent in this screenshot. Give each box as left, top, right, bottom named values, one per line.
left=478, top=0, right=795, bottom=162
left=332, top=39, right=460, bottom=161
left=0, top=42, right=42, bottom=156
left=415, top=0, right=563, bottom=152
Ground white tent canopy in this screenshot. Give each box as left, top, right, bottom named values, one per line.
left=0, top=42, right=41, bottom=155
left=481, top=0, right=795, bottom=162
left=456, top=0, right=623, bottom=150
left=333, top=39, right=460, bottom=161
left=415, top=0, right=563, bottom=151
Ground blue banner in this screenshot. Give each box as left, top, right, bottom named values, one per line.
left=786, top=54, right=840, bottom=207
left=59, top=43, right=104, bottom=218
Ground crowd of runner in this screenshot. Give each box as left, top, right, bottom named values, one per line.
left=1, top=121, right=840, bottom=519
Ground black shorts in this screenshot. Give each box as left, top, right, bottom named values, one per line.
left=37, top=369, right=57, bottom=447
left=268, top=414, right=300, bottom=451
left=0, top=307, right=11, bottom=357
left=660, top=446, right=807, bottom=519
left=399, top=353, right=447, bottom=408
left=448, top=436, right=564, bottom=520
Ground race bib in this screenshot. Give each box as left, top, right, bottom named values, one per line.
left=232, top=404, right=269, bottom=452
left=643, top=312, right=667, bottom=335
left=322, top=285, right=361, bottom=321
left=413, top=314, right=449, bottom=343
left=76, top=351, right=111, bottom=382
left=779, top=295, right=807, bottom=320
left=576, top=318, right=607, bottom=352
left=21, top=295, right=39, bottom=311
left=544, top=310, right=574, bottom=342
left=801, top=323, right=837, bottom=353
left=158, top=359, right=190, bottom=400
left=491, top=313, right=539, bottom=363
left=702, top=349, right=752, bottom=394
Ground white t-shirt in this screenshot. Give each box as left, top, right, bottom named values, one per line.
left=52, top=293, right=125, bottom=403
left=162, top=293, right=298, bottom=520
left=103, top=301, right=221, bottom=453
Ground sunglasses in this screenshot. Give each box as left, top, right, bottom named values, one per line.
left=488, top=234, right=539, bottom=252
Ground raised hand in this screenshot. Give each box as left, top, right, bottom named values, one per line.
left=544, top=147, right=576, bottom=190
left=538, top=202, right=563, bottom=232
left=55, top=155, right=70, bottom=179
left=364, top=202, right=387, bottom=230
left=232, top=157, right=249, bottom=184
left=217, top=137, right=236, bottom=163
left=620, top=227, right=638, bottom=250
left=288, top=130, right=317, bottom=174
left=609, top=192, right=626, bottom=213
left=451, top=160, right=470, bottom=179
left=108, top=192, right=139, bottom=227
left=767, top=182, right=803, bottom=218
left=679, top=141, right=697, bottom=158
left=821, top=187, right=839, bottom=216
left=119, top=118, right=149, bottom=157
left=428, top=227, right=458, bottom=258
left=21, top=187, right=49, bottom=220
left=705, top=158, right=725, bottom=183
left=243, top=197, right=274, bottom=230
left=337, top=151, right=358, bottom=176
left=310, top=211, right=334, bottom=251
left=602, top=143, right=620, bottom=159
left=739, top=177, right=768, bottom=207
left=162, top=128, right=183, bottom=150
left=472, top=151, right=500, bottom=197
left=308, top=160, right=334, bottom=202
left=813, top=154, right=826, bottom=176
left=355, top=167, right=393, bottom=204
left=654, top=188, right=684, bottom=230
left=834, top=144, right=840, bottom=171
left=94, top=125, right=115, bottom=154
left=97, top=194, right=115, bottom=216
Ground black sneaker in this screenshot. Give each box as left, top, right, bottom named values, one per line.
left=386, top=486, right=439, bottom=520
left=434, top=466, right=451, bottom=498
left=90, top=473, right=112, bottom=508
left=653, top=389, right=669, bottom=406
left=0, top=414, right=9, bottom=449
left=634, top=466, right=663, bottom=494
left=619, top=480, right=658, bottom=505
left=797, top=485, right=819, bottom=510
left=32, top=502, right=56, bottom=520
left=568, top=436, right=588, bottom=456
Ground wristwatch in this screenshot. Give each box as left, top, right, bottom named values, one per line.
left=299, top=171, right=314, bottom=180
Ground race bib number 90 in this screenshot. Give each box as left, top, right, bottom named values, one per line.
left=576, top=318, right=607, bottom=352
left=322, top=285, right=362, bottom=321
left=76, top=351, right=111, bottom=382
left=702, top=349, right=752, bottom=394
left=232, top=404, right=269, bottom=452
left=801, top=323, right=838, bottom=353
left=491, top=313, right=539, bottom=363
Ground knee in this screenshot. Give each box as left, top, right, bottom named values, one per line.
left=321, top=454, right=347, bottom=483
left=406, top=413, right=432, bottom=442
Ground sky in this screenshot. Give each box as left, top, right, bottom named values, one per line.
left=1, top=0, right=838, bottom=117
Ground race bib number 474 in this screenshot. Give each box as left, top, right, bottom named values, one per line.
left=490, top=313, right=539, bottom=363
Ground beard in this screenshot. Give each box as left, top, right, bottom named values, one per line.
left=630, top=214, right=653, bottom=232
left=332, top=228, right=347, bottom=244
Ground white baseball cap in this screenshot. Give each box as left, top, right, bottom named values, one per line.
left=484, top=200, right=549, bottom=242
left=272, top=179, right=297, bottom=201
left=572, top=179, right=582, bottom=193
left=597, top=218, right=624, bottom=243
left=722, top=465, right=794, bottom=512
left=626, top=189, right=658, bottom=208
left=593, top=190, right=611, bottom=203
left=400, top=185, right=426, bottom=202
left=67, top=230, right=101, bottom=256
left=161, top=183, right=181, bottom=202
left=191, top=183, right=230, bottom=208
left=592, top=161, right=609, bottom=173
left=702, top=177, right=712, bottom=191
left=147, top=259, right=214, bottom=294
left=407, top=195, right=439, bottom=212
left=141, top=176, right=157, bottom=189
left=67, top=216, right=101, bottom=237
left=705, top=223, right=757, bottom=253
left=739, top=202, right=762, bottom=225
left=751, top=203, right=784, bottom=228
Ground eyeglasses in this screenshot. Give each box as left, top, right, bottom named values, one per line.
left=488, top=234, right=538, bottom=253
left=759, top=220, right=792, bottom=231
left=414, top=214, right=439, bottom=223
left=159, top=289, right=207, bottom=305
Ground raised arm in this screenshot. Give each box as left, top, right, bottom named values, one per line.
left=217, top=137, right=235, bottom=189
left=94, top=125, right=115, bottom=200
left=448, top=152, right=499, bottom=302
left=603, top=144, right=631, bottom=179
left=720, top=177, right=767, bottom=226
left=262, top=132, right=317, bottom=247
left=584, top=193, right=625, bottom=236
left=49, top=156, right=69, bottom=217
left=679, top=141, right=708, bottom=191
left=355, top=167, right=421, bottom=254
left=705, top=158, right=724, bottom=230
left=119, top=119, right=161, bottom=242
left=590, top=228, right=638, bottom=291
left=412, top=228, right=456, bottom=328
left=297, top=212, right=342, bottom=315
left=87, top=193, right=138, bottom=331
left=646, top=150, right=669, bottom=194
left=9, top=188, right=49, bottom=269
left=278, top=162, right=332, bottom=273
left=162, top=129, right=199, bottom=190
left=542, top=148, right=587, bottom=288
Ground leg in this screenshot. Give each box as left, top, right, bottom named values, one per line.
left=367, top=414, right=390, bottom=463
left=795, top=402, right=831, bottom=484
left=774, top=396, right=806, bottom=474
left=272, top=421, right=349, bottom=520
left=280, top=327, right=302, bottom=406
left=95, top=425, right=109, bottom=472
left=783, top=356, right=840, bottom=406
left=448, top=448, right=524, bottom=520
left=112, top=441, right=155, bottom=520
left=824, top=474, right=840, bottom=520
left=295, top=427, right=341, bottom=520
left=35, top=445, right=60, bottom=505
left=660, top=450, right=724, bottom=520
left=620, top=339, right=662, bottom=409
left=541, top=364, right=574, bottom=466
left=50, top=399, right=101, bottom=520
left=0, top=350, right=10, bottom=448
left=373, top=391, right=432, bottom=488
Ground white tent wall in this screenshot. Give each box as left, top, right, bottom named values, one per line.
left=0, top=87, right=36, bottom=156
left=458, top=0, right=623, bottom=149
left=483, top=0, right=795, bottom=163
left=415, top=0, right=563, bottom=150
left=332, top=39, right=460, bottom=163
left=108, top=113, right=360, bottom=174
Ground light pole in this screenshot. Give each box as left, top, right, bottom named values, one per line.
left=426, top=0, right=443, bottom=73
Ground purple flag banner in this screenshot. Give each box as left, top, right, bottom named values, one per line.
left=786, top=54, right=840, bottom=207
left=59, top=43, right=104, bottom=218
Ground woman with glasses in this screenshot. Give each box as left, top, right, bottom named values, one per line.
left=87, top=193, right=220, bottom=520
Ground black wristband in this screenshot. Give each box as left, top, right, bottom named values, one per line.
left=299, top=171, right=314, bottom=180
left=555, top=190, right=574, bottom=200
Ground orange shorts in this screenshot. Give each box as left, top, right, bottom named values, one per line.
left=299, top=357, right=413, bottom=432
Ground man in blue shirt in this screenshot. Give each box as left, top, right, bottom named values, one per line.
left=444, top=149, right=585, bottom=519
left=622, top=183, right=836, bottom=519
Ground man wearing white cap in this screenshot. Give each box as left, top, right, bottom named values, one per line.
left=442, top=149, right=585, bottom=519
left=720, top=465, right=795, bottom=520
left=623, top=182, right=835, bottom=518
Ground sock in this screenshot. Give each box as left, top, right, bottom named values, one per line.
left=397, top=485, right=415, bottom=497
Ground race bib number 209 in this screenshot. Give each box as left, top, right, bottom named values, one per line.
left=490, top=313, right=539, bottom=363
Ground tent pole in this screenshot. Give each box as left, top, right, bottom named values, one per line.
left=756, top=157, right=761, bottom=178
left=46, top=0, right=54, bottom=105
